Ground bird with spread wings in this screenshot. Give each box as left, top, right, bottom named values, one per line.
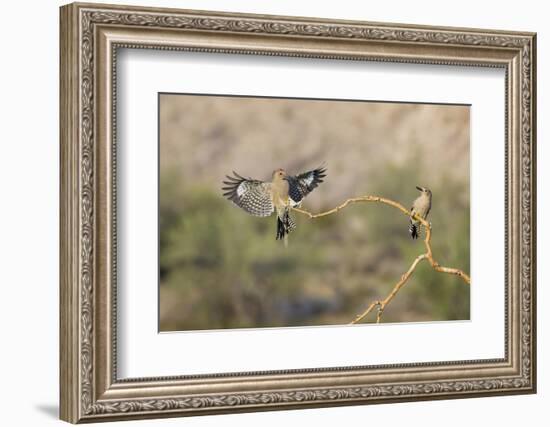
left=222, top=166, right=327, bottom=242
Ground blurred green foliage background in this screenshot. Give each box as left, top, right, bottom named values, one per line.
left=159, top=94, right=470, bottom=331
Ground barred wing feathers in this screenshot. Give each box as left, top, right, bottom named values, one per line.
left=287, top=166, right=327, bottom=205
left=222, top=172, right=274, bottom=217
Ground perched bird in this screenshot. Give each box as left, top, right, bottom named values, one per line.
left=222, top=166, right=327, bottom=242
left=409, top=186, right=432, bottom=239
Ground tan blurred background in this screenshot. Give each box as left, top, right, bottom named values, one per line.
left=159, top=94, right=470, bottom=331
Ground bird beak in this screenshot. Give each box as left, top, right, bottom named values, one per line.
left=416, top=186, right=423, bottom=192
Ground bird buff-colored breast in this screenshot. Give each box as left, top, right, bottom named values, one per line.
left=271, top=176, right=290, bottom=205
left=412, top=193, right=431, bottom=218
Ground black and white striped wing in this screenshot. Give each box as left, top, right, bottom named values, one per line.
left=222, top=172, right=274, bottom=217
left=287, top=166, right=327, bottom=206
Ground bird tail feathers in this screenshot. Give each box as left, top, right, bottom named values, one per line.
left=409, top=219, right=419, bottom=239
left=276, top=210, right=296, bottom=241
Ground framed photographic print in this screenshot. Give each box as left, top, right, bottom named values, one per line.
left=60, top=2, right=537, bottom=423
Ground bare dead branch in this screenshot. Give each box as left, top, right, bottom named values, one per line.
left=291, top=195, right=470, bottom=324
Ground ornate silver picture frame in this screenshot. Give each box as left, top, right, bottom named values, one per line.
left=60, top=2, right=536, bottom=423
